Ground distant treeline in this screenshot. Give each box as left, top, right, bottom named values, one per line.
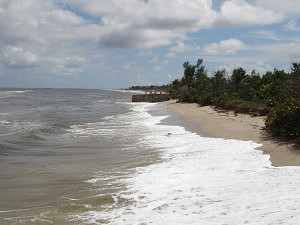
left=168, top=59, right=300, bottom=141
left=128, top=85, right=170, bottom=92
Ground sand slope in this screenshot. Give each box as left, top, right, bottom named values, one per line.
left=163, top=100, right=300, bottom=167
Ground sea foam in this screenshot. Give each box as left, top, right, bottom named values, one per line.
left=73, top=103, right=300, bottom=225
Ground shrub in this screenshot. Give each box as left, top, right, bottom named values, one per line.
left=197, top=93, right=213, bottom=106
left=211, top=94, right=230, bottom=108
left=223, top=98, right=245, bottom=111
left=265, top=98, right=300, bottom=139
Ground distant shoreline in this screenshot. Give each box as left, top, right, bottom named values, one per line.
left=162, top=100, right=300, bottom=167
left=111, top=89, right=145, bottom=94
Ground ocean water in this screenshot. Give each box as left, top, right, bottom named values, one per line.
left=0, top=88, right=299, bottom=225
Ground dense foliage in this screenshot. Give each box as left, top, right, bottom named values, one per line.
left=128, top=85, right=170, bottom=92
left=169, top=59, right=300, bottom=140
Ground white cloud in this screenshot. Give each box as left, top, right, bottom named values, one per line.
left=148, top=55, right=159, bottom=64
left=45, top=56, right=87, bottom=75
left=137, top=50, right=153, bottom=57
left=204, top=40, right=300, bottom=74
left=166, top=41, right=200, bottom=59
left=202, top=39, right=245, bottom=55
left=165, top=41, right=200, bottom=58
left=170, top=41, right=197, bottom=53
left=160, top=60, right=169, bottom=65
left=0, top=0, right=297, bottom=53
left=165, top=52, right=177, bottom=58
left=0, top=0, right=295, bottom=60
left=123, top=63, right=132, bottom=70
left=254, top=0, right=300, bottom=17
left=1, top=46, right=39, bottom=68
left=284, top=19, right=300, bottom=31
left=123, top=62, right=136, bottom=70
left=41, top=10, right=84, bottom=27
left=98, top=28, right=178, bottom=49
left=67, top=0, right=216, bottom=29
left=63, top=0, right=217, bottom=49
left=252, top=42, right=300, bottom=63
left=250, top=30, right=282, bottom=41
left=153, top=66, right=163, bottom=71
left=213, top=61, right=274, bottom=76
left=131, top=74, right=151, bottom=86
left=0, top=0, right=299, bottom=88
left=214, top=0, right=284, bottom=27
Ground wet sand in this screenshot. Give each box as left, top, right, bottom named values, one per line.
left=162, top=100, right=300, bottom=167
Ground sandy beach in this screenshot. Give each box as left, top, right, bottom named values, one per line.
left=162, top=100, right=300, bottom=167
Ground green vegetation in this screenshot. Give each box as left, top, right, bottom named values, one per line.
left=169, top=59, right=300, bottom=141
left=128, top=85, right=170, bottom=93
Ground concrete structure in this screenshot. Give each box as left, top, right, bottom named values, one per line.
left=132, top=94, right=171, bottom=102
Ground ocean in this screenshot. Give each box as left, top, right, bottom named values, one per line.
left=0, top=88, right=299, bottom=225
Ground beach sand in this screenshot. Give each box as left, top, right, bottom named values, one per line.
left=162, top=100, right=300, bottom=167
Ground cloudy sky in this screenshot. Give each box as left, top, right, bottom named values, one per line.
left=0, top=0, right=300, bottom=89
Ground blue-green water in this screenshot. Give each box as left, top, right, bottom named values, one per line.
left=0, top=88, right=299, bottom=225
left=0, top=88, right=162, bottom=224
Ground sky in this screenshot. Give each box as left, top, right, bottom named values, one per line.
left=0, top=0, right=300, bottom=89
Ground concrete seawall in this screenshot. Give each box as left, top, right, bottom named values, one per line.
left=132, top=94, right=171, bottom=102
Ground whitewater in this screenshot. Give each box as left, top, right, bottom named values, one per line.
left=0, top=89, right=299, bottom=225
left=72, top=103, right=300, bottom=225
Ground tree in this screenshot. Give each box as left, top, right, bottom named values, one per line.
left=169, top=79, right=181, bottom=99
left=195, top=59, right=207, bottom=81
left=231, top=67, right=246, bottom=92
left=167, top=59, right=300, bottom=140
left=183, top=61, right=195, bottom=86
left=212, top=69, right=226, bottom=94
left=265, top=98, right=300, bottom=139
left=291, top=62, right=300, bottom=79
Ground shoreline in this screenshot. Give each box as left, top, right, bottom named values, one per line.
left=162, top=100, right=299, bottom=167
